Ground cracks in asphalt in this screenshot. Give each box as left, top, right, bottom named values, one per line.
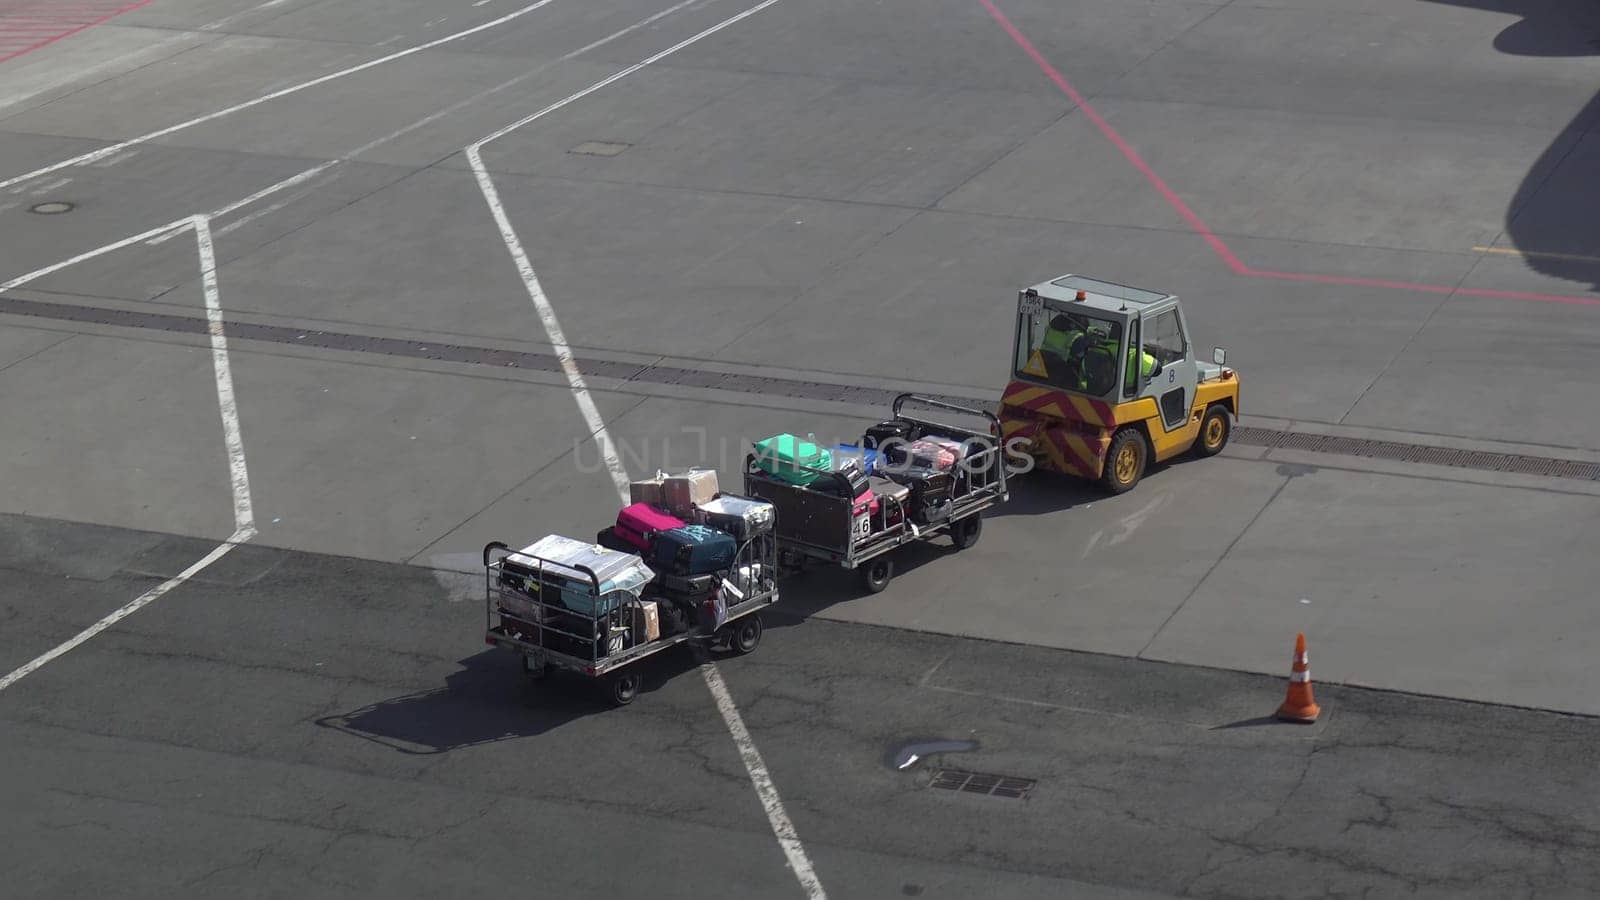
left=181, top=840, right=283, bottom=889
left=1339, top=787, right=1396, bottom=836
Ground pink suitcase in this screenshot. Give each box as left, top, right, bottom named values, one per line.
left=615, top=503, right=685, bottom=552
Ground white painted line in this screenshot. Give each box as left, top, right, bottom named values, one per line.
left=194, top=215, right=256, bottom=534
left=466, top=3, right=821, bottom=895
left=0, top=218, right=191, bottom=290
left=699, top=659, right=829, bottom=898
left=0, top=216, right=260, bottom=694
left=0, top=0, right=558, bottom=192
left=0, top=533, right=251, bottom=693
left=202, top=0, right=712, bottom=226
left=470, top=0, right=784, bottom=151
left=213, top=184, right=319, bottom=238
left=200, top=0, right=297, bottom=32
left=28, top=177, right=71, bottom=195
left=210, top=160, right=339, bottom=220
left=466, top=146, right=631, bottom=499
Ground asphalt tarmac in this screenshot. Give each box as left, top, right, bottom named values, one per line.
left=3, top=512, right=1598, bottom=898
left=3, top=0, right=1599, bottom=895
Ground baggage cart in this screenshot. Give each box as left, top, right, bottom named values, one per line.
left=482, top=532, right=779, bottom=706
left=743, top=394, right=1010, bottom=593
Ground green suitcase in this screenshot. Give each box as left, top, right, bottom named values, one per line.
left=753, top=433, right=833, bottom=486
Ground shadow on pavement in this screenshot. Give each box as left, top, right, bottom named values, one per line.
left=314, top=647, right=702, bottom=754
left=1424, top=0, right=1600, bottom=291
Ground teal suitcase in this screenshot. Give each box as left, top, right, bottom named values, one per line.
left=752, top=433, right=833, bottom=486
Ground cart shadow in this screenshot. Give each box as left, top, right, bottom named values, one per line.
left=314, top=647, right=703, bottom=754
left=764, top=535, right=971, bottom=626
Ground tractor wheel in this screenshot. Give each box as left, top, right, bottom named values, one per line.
left=1101, top=428, right=1148, bottom=495
left=1193, top=405, right=1232, bottom=458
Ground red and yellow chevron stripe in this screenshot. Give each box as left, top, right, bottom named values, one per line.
left=1000, top=412, right=1108, bottom=479
left=1001, top=381, right=1117, bottom=427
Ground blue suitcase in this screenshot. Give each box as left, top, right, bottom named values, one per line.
left=651, top=525, right=738, bottom=577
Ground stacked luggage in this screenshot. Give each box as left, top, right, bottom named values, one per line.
left=751, top=423, right=976, bottom=533
left=597, top=466, right=777, bottom=635
left=754, top=433, right=882, bottom=539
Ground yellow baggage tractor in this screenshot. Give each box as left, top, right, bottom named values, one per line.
left=999, top=274, right=1240, bottom=494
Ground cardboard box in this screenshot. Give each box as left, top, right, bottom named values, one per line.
left=630, top=471, right=667, bottom=507
left=633, top=599, right=661, bottom=643
left=662, top=468, right=719, bottom=514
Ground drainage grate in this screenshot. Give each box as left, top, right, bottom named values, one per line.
left=1231, top=426, right=1600, bottom=482
left=569, top=141, right=631, bottom=157
left=929, top=768, right=1035, bottom=800
left=3, top=292, right=1599, bottom=484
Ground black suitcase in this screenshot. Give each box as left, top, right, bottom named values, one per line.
left=888, top=466, right=954, bottom=524
left=804, top=457, right=870, bottom=499
left=863, top=420, right=916, bottom=450
left=595, top=526, right=636, bottom=555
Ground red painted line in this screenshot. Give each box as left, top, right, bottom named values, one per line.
left=0, top=0, right=153, bottom=64
left=977, top=0, right=1599, bottom=307
left=978, top=0, right=1247, bottom=273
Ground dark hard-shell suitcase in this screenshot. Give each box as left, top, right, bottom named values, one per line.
left=863, top=420, right=915, bottom=450
left=595, top=526, right=636, bottom=555
left=916, top=496, right=954, bottom=525
left=888, top=466, right=954, bottom=524
left=867, top=477, right=910, bottom=522
left=651, top=525, right=738, bottom=576
left=804, top=457, right=870, bottom=500
left=656, top=571, right=718, bottom=595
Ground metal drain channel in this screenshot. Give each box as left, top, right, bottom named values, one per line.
left=0, top=294, right=973, bottom=408
left=3, top=293, right=1599, bottom=483
left=929, top=768, right=1035, bottom=800
left=1231, top=426, right=1600, bottom=482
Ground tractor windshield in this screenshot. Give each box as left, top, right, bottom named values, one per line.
left=1014, top=302, right=1126, bottom=399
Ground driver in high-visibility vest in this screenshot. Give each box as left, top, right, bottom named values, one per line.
left=1038, top=314, right=1156, bottom=395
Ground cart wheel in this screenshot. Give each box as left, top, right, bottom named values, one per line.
left=729, top=614, right=764, bottom=655
left=606, top=671, right=640, bottom=707
left=1192, top=405, right=1231, bottom=458
left=950, top=514, right=983, bottom=550
left=521, top=655, right=547, bottom=680
left=861, top=558, right=894, bottom=594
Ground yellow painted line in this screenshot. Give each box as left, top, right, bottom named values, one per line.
left=1472, top=246, right=1600, bottom=264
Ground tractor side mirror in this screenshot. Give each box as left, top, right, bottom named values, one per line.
left=1213, top=347, right=1226, bottom=366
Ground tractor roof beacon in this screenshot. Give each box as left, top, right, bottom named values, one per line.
left=1000, top=274, right=1239, bottom=494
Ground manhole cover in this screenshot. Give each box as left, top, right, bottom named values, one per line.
left=29, top=201, right=74, bottom=215
left=569, top=141, right=631, bottom=157
left=928, top=768, right=1035, bottom=800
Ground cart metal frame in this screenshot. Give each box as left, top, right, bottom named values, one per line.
left=742, top=393, right=1010, bottom=592
left=482, top=533, right=778, bottom=705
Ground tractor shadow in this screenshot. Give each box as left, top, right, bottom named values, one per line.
left=314, top=647, right=702, bottom=754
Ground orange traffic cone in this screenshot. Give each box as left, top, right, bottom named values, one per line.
left=1275, top=632, right=1321, bottom=723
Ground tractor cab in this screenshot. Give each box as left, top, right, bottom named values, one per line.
left=1000, top=274, right=1238, bottom=493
